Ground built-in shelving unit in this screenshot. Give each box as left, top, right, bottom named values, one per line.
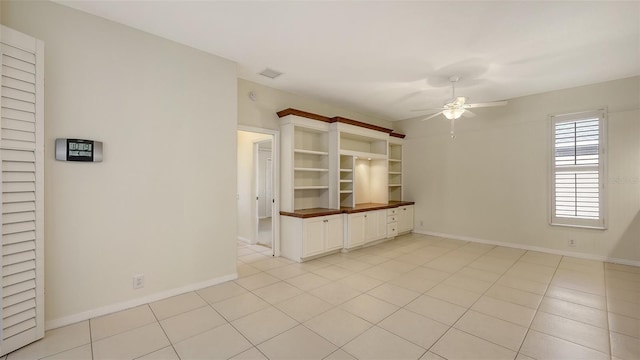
left=279, top=109, right=406, bottom=212
left=277, top=108, right=414, bottom=262
left=335, top=123, right=390, bottom=206
left=339, top=155, right=355, bottom=207
left=388, top=137, right=403, bottom=201
left=281, top=115, right=334, bottom=211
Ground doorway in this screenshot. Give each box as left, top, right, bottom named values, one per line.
left=255, top=139, right=273, bottom=247
left=237, top=127, right=279, bottom=256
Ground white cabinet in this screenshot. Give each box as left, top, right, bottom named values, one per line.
left=346, top=212, right=366, bottom=249
left=367, top=210, right=387, bottom=243
left=386, top=208, right=399, bottom=238
left=345, top=210, right=387, bottom=249
left=281, top=214, right=344, bottom=262
left=397, top=205, right=414, bottom=234
left=302, top=218, right=325, bottom=257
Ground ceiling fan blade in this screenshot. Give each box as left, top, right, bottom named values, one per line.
left=411, top=107, right=445, bottom=112
left=466, top=101, right=508, bottom=108
left=421, top=111, right=444, bottom=121
left=462, top=110, right=476, bottom=118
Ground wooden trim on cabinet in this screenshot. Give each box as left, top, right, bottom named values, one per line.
left=276, top=108, right=396, bottom=135
left=331, top=116, right=394, bottom=134
left=390, top=132, right=406, bottom=139
left=276, top=108, right=332, bottom=122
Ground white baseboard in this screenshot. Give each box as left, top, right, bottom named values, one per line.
left=45, top=273, right=238, bottom=331
left=414, top=229, right=640, bottom=268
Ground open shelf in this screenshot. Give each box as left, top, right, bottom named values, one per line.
left=340, top=149, right=387, bottom=160
left=294, top=167, right=329, bottom=172
left=295, top=186, right=329, bottom=190
left=388, top=184, right=402, bottom=187
left=294, top=149, right=329, bottom=156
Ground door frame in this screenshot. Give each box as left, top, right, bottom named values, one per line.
left=238, top=125, right=280, bottom=257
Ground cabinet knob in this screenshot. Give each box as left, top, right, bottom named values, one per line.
left=323, top=219, right=328, bottom=223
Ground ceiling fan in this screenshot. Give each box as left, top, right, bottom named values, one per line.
left=412, top=76, right=507, bottom=137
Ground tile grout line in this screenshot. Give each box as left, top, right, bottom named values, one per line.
left=426, top=248, right=530, bottom=359
left=143, top=303, right=181, bottom=360
left=513, top=254, right=562, bottom=359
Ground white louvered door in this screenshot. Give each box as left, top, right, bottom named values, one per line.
left=0, top=25, right=45, bottom=356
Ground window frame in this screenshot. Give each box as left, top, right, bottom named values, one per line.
left=549, top=109, right=607, bottom=230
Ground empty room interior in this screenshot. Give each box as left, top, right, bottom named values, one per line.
left=0, top=1, right=639, bottom=359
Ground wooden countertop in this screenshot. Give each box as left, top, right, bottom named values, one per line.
left=281, top=201, right=415, bottom=218
left=279, top=208, right=343, bottom=218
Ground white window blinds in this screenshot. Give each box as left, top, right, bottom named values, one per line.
left=550, top=110, right=606, bottom=229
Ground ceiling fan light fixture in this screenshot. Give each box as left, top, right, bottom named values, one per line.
left=443, top=108, right=465, bottom=120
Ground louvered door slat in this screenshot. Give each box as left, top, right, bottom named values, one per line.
left=2, top=192, right=35, bottom=204
left=1, top=66, right=35, bottom=84
left=3, top=260, right=36, bottom=277
left=3, top=279, right=35, bottom=298
left=0, top=25, right=44, bottom=355
left=2, top=149, right=34, bottom=162
left=3, top=212, right=35, bottom=224
left=2, top=161, right=35, bottom=172
left=1, top=108, right=34, bottom=123
left=2, top=270, right=36, bottom=288
left=1, top=98, right=34, bottom=113
left=2, top=77, right=35, bottom=94
left=3, top=250, right=35, bottom=266
left=1, top=56, right=35, bottom=75
left=3, top=289, right=36, bottom=308
left=2, top=129, right=36, bottom=142
left=2, top=182, right=35, bottom=193
left=2, top=172, right=35, bottom=183
left=2, top=231, right=35, bottom=246
left=3, top=202, right=35, bottom=214
left=3, top=309, right=36, bottom=330
left=2, top=299, right=36, bottom=319
left=3, top=240, right=35, bottom=255
left=2, top=119, right=35, bottom=133
left=1, top=88, right=34, bottom=104
left=0, top=45, right=35, bottom=65
left=2, top=222, right=35, bottom=235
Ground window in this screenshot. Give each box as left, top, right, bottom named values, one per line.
left=550, top=110, right=606, bottom=229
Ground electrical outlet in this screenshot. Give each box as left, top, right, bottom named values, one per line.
left=568, top=239, right=577, bottom=247
left=133, top=274, right=144, bottom=289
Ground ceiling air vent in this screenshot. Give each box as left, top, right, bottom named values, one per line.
left=259, top=68, right=283, bottom=79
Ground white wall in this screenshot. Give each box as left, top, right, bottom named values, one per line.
left=237, top=131, right=271, bottom=243
left=238, top=79, right=393, bottom=130
left=396, top=77, right=640, bottom=264
left=2, top=1, right=238, bottom=326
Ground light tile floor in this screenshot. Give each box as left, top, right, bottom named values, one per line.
left=5, top=233, right=640, bottom=360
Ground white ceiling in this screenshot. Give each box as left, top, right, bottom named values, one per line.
left=57, top=1, right=640, bottom=121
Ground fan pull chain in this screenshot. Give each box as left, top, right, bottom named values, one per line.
left=450, top=118, right=456, bottom=139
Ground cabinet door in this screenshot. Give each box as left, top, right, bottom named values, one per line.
left=303, top=218, right=325, bottom=257
left=364, top=210, right=387, bottom=243
left=364, top=212, right=377, bottom=243
left=325, top=216, right=344, bottom=251
left=375, top=210, right=387, bottom=239
left=398, top=205, right=414, bottom=233
left=347, top=213, right=365, bottom=248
